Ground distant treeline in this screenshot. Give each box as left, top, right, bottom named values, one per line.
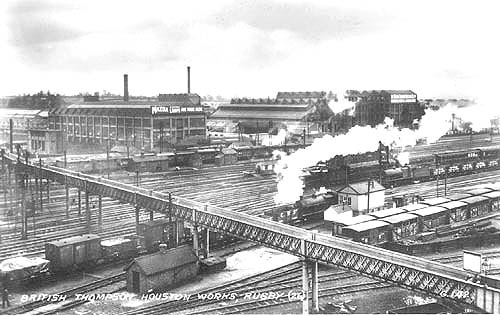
left=7, top=91, right=65, bottom=109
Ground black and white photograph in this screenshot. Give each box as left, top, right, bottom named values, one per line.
left=1, top=0, right=500, bottom=314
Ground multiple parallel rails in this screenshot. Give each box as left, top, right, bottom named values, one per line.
left=1, top=154, right=489, bottom=306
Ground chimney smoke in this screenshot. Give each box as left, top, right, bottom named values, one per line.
left=124, top=74, right=129, bottom=102
left=187, top=66, right=191, bottom=94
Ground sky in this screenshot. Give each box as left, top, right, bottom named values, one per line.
left=0, top=0, right=499, bottom=99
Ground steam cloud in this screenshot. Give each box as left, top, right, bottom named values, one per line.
left=274, top=102, right=500, bottom=204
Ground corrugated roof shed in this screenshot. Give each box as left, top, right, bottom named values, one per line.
left=126, top=245, right=198, bottom=276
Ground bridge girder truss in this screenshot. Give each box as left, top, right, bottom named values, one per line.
left=5, top=157, right=479, bottom=305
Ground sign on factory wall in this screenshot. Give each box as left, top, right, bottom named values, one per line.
left=151, top=105, right=203, bottom=115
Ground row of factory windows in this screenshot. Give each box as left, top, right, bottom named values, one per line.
left=50, top=115, right=205, bottom=129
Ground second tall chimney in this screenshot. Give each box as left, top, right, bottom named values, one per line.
left=124, top=74, right=129, bottom=102
left=187, top=66, right=191, bottom=94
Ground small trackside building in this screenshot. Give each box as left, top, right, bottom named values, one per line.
left=124, top=245, right=198, bottom=295
left=336, top=180, right=386, bottom=216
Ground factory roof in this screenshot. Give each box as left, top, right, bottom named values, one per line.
left=276, top=91, right=327, bottom=99
left=0, top=108, right=47, bottom=119
left=337, top=180, right=385, bottom=195
left=210, top=108, right=311, bottom=121
left=360, top=90, right=416, bottom=96
left=125, top=245, right=198, bottom=276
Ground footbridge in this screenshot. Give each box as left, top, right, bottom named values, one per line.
left=2, top=152, right=500, bottom=314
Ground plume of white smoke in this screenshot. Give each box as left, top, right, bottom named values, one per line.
left=274, top=103, right=495, bottom=205
left=396, top=152, right=410, bottom=166
left=261, top=129, right=287, bottom=146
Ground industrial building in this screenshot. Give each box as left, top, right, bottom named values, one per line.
left=208, top=91, right=334, bottom=135
left=351, top=90, right=424, bottom=128
left=47, top=71, right=207, bottom=151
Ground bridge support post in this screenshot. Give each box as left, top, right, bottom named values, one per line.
left=205, top=228, right=210, bottom=258
left=18, top=170, right=27, bottom=240
left=98, top=195, right=102, bottom=233
left=302, top=260, right=309, bottom=315
left=65, top=184, right=69, bottom=219
left=311, top=261, right=319, bottom=312
left=46, top=179, right=50, bottom=206
left=135, top=204, right=140, bottom=234
left=149, top=210, right=154, bottom=221
left=192, top=209, right=199, bottom=257
left=78, top=189, right=81, bottom=216
left=301, top=239, right=309, bottom=315
left=85, top=183, right=91, bottom=233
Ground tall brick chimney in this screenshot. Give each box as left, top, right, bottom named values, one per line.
left=187, top=66, right=191, bottom=94
left=124, top=74, right=129, bottom=102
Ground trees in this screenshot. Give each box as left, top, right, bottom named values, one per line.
left=7, top=91, right=65, bottom=109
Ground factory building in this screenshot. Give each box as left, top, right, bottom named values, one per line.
left=48, top=71, right=206, bottom=152
left=352, top=90, right=424, bottom=128
left=209, top=91, right=333, bottom=135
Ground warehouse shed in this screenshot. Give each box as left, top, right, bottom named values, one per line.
left=125, top=245, right=198, bottom=294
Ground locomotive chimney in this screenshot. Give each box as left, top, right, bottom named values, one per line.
left=124, top=74, right=129, bottom=102
left=187, top=66, right=191, bottom=94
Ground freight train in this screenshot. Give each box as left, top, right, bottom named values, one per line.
left=336, top=187, right=500, bottom=246
left=0, top=218, right=183, bottom=286
left=302, top=146, right=500, bottom=189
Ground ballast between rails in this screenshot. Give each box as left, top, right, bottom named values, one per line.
left=1, top=153, right=493, bottom=307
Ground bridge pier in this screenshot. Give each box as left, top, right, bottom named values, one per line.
left=98, top=195, right=102, bottom=233
left=302, top=260, right=309, bottom=314
left=149, top=210, right=154, bottom=221
left=85, top=183, right=91, bottom=233
left=205, top=228, right=210, bottom=258
left=310, top=261, right=319, bottom=312
left=192, top=226, right=199, bottom=257
left=78, top=189, right=81, bottom=216
left=135, top=204, right=140, bottom=234
left=65, top=184, right=69, bottom=219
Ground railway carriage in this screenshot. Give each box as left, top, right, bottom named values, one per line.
left=400, top=203, right=428, bottom=212
left=409, top=206, right=449, bottom=232
left=460, top=196, right=491, bottom=219
left=467, top=188, right=494, bottom=196
left=483, top=191, right=500, bottom=212
left=369, top=207, right=407, bottom=219
left=380, top=213, right=419, bottom=242
left=342, top=220, right=392, bottom=244
left=46, top=234, right=102, bottom=272
left=446, top=193, right=473, bottom=201
left=439, top=201, right=469, bottom=223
